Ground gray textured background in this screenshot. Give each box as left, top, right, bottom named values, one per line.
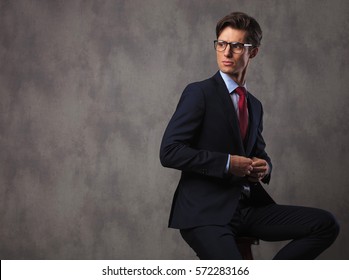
left=1, top=0, right=348, bottom=259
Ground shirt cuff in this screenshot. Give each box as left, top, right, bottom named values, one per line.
left=225, top=155, right=230, bottom=174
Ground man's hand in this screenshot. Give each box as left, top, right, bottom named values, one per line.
left=247, top=157, right=269, bottom=182
left=229, top=155, right=253, bottom=177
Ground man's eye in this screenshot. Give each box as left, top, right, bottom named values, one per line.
left=233, top=44, right=243, bottom=49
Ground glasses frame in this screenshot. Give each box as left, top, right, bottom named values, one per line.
left=214, top=40, right=254, bottom=54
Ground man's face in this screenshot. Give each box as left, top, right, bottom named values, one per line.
left=216, top=27, right=257, bottom=83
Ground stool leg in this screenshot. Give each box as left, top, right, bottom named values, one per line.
left=237, top=243, right=254, bottom=260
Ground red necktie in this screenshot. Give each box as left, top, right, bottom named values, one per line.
left=235, top=87, right=248, bottom=141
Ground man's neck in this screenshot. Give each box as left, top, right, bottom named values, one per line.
left=219, top=71, right=247, bottom=93
left=227, top=71, right=247, bottom=86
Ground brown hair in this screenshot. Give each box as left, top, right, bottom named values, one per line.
left=216, top=12, right=262, bottom=47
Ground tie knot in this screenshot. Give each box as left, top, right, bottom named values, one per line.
left=235, top=87, right=246, bottom=97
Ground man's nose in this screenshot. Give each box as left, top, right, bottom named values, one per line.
left=224, top=44, right=233, bottom=57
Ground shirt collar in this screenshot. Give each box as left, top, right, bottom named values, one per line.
left=219, top=71, right=247, bottom=94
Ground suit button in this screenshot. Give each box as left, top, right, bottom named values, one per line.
left=202, top=169, right=207, bottom=175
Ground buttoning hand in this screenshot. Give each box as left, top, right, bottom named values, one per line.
left=247, top=157, right=269, bottom=182
left=229, top=155, right=253, bottom=177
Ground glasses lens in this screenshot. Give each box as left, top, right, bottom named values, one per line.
left=215, top=41, right=227, bottom=51
left=232, top=43, right=244, bottom=54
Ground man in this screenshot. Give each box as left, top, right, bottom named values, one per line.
left=160, top=12, right=339, bottom=259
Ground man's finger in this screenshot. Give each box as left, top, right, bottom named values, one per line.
left=251, top=166, right=267, bottom=172
left=251, top=160, right=266, bottom=167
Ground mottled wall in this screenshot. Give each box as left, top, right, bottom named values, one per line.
left=0, top=0, right=348, bottom=259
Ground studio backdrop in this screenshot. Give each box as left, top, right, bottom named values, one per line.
left=1, top=0, right=348, bottom=259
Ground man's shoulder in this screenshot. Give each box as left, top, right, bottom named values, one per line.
left=247, top=91, right=265, bottom=112
left=185, top=72, right=222, bottom=91
left=247, top=91, right=262, bottom=104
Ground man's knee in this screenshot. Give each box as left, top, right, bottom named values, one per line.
left=316, top=209, right=340, bottom=242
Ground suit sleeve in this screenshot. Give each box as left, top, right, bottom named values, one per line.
left=160, top=83, right=228, bottom=178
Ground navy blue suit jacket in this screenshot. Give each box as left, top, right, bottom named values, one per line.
left=160, top=72, right=275, bottom=229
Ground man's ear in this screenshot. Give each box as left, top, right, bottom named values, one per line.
left=249, top=47, right=259, bottom=58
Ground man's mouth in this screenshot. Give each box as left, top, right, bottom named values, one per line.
left=222, top=61, right=234, bottom=66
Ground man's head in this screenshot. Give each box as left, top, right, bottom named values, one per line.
left=214, top=12, right=262, bottom=85
left=216, top=12, right=262, bottom=47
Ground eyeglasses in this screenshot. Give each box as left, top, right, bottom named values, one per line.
left=214, top=40, right=253, bottom=54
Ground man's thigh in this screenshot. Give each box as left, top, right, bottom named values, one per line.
left=241, top=204, right=335, bottom=241
left=180, top=225, right=242, bottom=260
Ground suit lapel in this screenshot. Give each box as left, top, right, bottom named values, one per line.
left=213, top=72, right=245, bottom=155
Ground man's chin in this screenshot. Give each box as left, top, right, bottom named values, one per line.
left=219, top=66, right=235, bottom=74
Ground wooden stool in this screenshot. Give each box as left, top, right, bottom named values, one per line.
left=236, top=237, right=259, bottom=260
